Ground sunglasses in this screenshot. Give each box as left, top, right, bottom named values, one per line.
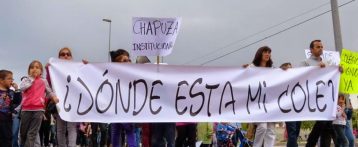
left=60, top=52, right=72, bottom=57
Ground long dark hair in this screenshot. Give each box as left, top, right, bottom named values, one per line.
left=252, top=46, right=273, bottom=67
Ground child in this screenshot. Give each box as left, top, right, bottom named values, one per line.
left=19, top=60, right=59, bottom=147
left=333, top=94, right=348, bottom=147
left=0, top=69, right=22, bottom=147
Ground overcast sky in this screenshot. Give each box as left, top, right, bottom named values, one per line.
left=1, top=0, right=358, bottom=82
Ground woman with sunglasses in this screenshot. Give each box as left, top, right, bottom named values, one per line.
left=45, top=47, right=78, bottom=147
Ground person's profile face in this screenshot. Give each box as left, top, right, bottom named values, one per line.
left=0, top=74, right=13, bottom=89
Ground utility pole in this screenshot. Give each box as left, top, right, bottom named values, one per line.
left=102, top=19, right=112, bottom=62
left=331, top=0, right=343, bottom=53
left=331, top=0, right=352, bottom=128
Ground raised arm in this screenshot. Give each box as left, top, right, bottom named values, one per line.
left=19, top=76, right=34, bottom=91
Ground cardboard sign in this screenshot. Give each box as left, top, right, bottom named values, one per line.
left=339, top=49, right=358, bottom=94
left=132, top=17, right=181, bottom=56
left=305, top=49, right=340, bottom=65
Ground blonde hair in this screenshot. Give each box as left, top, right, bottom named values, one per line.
left=58, top=47, right=72, bottom=58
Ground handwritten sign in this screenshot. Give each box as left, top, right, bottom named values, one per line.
left=305, top=49, right=340, bottom=65
left=49, top=59, right=340, bottom=123
left=132, top=17, right=181, bottom=56
left=349, top=94, right=358, bottom=109
left=339, top=49, right=358, bottom=94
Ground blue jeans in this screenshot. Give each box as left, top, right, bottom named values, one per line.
left=285, top=121, right=301, bottom=147
left=12, top=113, right=20, bottom=147
left=91, top=123, right=107, bottom=147
left=334, top=124, right=348, bottom=147
left=345, top=121, right=355, bottom=147
left=135, top=127, right=141, bottom=147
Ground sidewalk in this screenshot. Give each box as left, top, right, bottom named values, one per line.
left=273, top=127, right=358, bottom=147
left=274, top=138, right=358, bottom=147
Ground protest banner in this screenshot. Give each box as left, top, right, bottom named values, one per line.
left=49, top=59, right=340, bottom=123
left=305, top=49, right=340, bottom=65
left=339, top=49, right=358, bottom=94
left=132, top=17, right=181, bottom=56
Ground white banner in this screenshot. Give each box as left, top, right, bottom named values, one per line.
left=304, top=49, right=340, bottom=65
left=49, top=59, right=340, bottom=123
left=132, top=17, right=181, bottom=56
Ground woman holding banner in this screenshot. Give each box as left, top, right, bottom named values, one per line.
left=46, top=47, right=81, bottom=147
left=244, top=46, right=276, bottom=147
left=109, top=49, right=138, bottom=147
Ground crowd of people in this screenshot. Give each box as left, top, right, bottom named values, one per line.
left=0, top=39, right=355, bottom=147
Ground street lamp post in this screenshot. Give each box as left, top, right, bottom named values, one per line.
left=330, top=0, right=343, bottom=53
left=103, top=19, right=112, bottom=62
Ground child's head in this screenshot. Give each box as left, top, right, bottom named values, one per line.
left=136, top=56, right=151, bottom=64
left=338, top=94, right=345, bottom=106
left=28, top=60, right=43, bottom=78
left=0, top=70, right=13, bottom=89
left=280, top=62, right=292, bottom=69
left=110, top=49, right=131, bottom=63
left=58, top=47, right=73, bottom=60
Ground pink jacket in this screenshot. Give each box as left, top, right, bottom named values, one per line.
left=20, top=76, right=55, bottom=111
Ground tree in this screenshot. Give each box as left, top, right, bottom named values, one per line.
left=300, top=121, right=315, bottom=130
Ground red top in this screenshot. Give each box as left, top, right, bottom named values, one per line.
left=21, top=77, right=47, bottom=111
